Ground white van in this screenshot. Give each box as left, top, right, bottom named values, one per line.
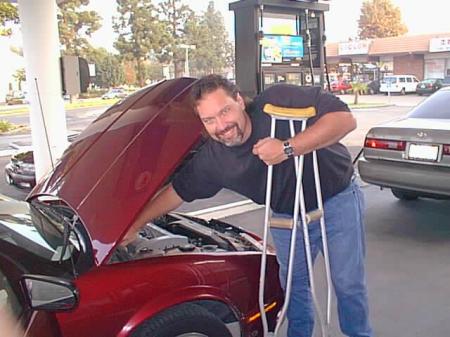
left=380, top=75, right=419, bottom=94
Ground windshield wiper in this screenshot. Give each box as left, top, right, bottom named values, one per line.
left=59, top=214, right=79, bottom=277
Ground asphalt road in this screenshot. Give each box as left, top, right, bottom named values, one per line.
left=1, top=96, right=449, bottom=336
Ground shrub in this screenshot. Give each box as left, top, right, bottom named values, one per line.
left=0, top=120, right=15, bottom=132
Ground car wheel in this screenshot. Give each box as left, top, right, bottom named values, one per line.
left=400, top=88, right=406, bottom=95
left=391, top=188, right=419, bottom=200
left=5, top=173, right=14, bottom=186
left=131, top=304, right=232, bottom=337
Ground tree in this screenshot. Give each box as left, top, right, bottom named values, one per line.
left=350, top=81, right=368, bottom=105
left=13, top=68, right=26, bottom=91
left=84, top=47, right=125, bottom=88
left=0, top=2, right=19, bottom=36
left=358, top=0, right=407, bottom=39
left=185, top=2, right=233, bottom=76
left=57, top=0, right=102, bottom=56
left=114, top=0, right=168, bottom=87
left=158, top=0, right=194, bottom=77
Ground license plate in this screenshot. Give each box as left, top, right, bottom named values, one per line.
left=408, top=143, right=439, bottom=161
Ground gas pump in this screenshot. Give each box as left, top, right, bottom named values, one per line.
left=229, top=0, right=330, bottom=97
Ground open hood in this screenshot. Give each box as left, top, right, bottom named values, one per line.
left=28, top=78, right=204, bottom=265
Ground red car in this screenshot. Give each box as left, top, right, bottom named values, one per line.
left=0, top=78, right=283, bottom=337
left=330, top=79, right=352, bottom=94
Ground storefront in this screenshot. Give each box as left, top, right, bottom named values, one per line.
left=425, top=37, right=450, bottom=78
left=326, top=33, right=450, bottom=81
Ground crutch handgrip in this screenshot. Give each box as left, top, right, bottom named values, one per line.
left=269, top=209, right=323, bottom=229
left=270, top=217, right=294, bottom=229
left=305, top=209, right=323, bottom=224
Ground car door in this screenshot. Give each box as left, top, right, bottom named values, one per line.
left=0, top=257, right=61, bottom=337
left=406, top=76, right=414, bottom=92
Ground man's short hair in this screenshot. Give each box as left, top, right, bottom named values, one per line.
left=190, top=75, right=240, bottom=111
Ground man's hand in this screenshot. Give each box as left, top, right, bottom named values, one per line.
left=253, top=137, right=287, bottom=165
left=120, top=229, right=139, bottom=247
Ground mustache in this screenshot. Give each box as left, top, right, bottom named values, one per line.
left=216, top=124, right=237, bottom=137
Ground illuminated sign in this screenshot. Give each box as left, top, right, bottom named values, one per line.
left=261, top=35, right=304, bottom=63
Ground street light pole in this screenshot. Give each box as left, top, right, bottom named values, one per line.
left=179, top=44, right=196, bottom=77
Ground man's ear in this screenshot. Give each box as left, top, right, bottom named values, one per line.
left=236, top=93, right=245, bottom=110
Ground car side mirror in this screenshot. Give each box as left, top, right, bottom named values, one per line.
left=21, top=274, right=78, bottom=311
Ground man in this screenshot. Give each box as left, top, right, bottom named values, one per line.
left=123, top=74, right=373, bottom=337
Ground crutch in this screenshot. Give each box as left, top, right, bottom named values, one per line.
left=258, top=104, right=332, bottom=337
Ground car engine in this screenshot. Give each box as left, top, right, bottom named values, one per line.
left=110, top=213, right=262, bottom=263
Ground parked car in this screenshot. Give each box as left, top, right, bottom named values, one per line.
left=330, top=79, right=352, bottom=94
left=442, top=77, right=450, bottom=88
left=4, top=133, right=79, bottom=189
left=5, top=91, right=27, bottom=105
left=415, top=78, right=443, bottom=95
left=0, top=78, right=283, bottom=337
left=101, top=87, right=127, bottom=99
left=379, top=75, right=419, bottom=94
left=366, top=79, right=380, bottom=94
left=4, top=149, right=35, bottom=188
left=358, top=87, right=450, bottom=200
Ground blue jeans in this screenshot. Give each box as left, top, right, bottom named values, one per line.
left=271, top=181, right=373, bottom=337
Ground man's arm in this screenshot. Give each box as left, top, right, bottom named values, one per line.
left=252, top=110, right=356, bottom=165
left=121, top=184, right=184, bottom=246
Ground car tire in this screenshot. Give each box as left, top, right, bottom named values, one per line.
left=131, top=303, right=232, bottom=337
left=391, top=188, right=419, bottom=200
left=5, top=173, right=14, bottom=186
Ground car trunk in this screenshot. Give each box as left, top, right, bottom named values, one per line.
left=364, top=118, right=450, bottom=167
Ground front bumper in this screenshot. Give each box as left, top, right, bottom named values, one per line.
left=358, top=158, right=450, bottom=197
left=5, top=164, right=36, bottom=188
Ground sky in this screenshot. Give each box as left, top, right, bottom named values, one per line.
left=87, top=0, right=450, bottom=51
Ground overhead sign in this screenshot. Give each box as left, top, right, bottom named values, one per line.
left=338, top=40, right=371, bottom=55
left=429, top=37, right=450, bottom=52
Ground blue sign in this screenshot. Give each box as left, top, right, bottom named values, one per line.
left=261, top=35, right=304, bottom=63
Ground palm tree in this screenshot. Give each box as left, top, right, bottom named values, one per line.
left=351, top=81, right=368, bottom=105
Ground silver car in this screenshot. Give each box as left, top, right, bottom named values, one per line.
left=358, top=87, right=450, bottom=200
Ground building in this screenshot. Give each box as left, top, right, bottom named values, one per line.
left=325, top=33, right=450, bottom=82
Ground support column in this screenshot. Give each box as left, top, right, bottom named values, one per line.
left=18, top=0, right=68, bottom=181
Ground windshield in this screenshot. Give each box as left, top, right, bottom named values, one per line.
left=408, top=90, right=450, bottom=119
left=0, top=200, right=82, bottom=265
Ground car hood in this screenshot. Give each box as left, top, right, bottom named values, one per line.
left=28, top=78, right=204, bottom=265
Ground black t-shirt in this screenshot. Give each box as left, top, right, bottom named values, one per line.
left=172, top=84, right=354, bottom=213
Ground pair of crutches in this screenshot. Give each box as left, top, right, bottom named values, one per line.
left=258, top=104, right=332, bottom=337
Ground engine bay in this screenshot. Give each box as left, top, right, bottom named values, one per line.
left=110, top=213, right=262, bottom=263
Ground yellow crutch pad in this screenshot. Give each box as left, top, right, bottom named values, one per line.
left=263, top=103, right=316, bottom=119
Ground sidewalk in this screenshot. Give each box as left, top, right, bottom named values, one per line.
left=338, top=93, right=426, bottom=108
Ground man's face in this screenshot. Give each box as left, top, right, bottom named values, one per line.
left=196, top=88, right=251, bottom=147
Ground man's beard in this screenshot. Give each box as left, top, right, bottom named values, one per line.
left=215, top=123, right=245, bottom=147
